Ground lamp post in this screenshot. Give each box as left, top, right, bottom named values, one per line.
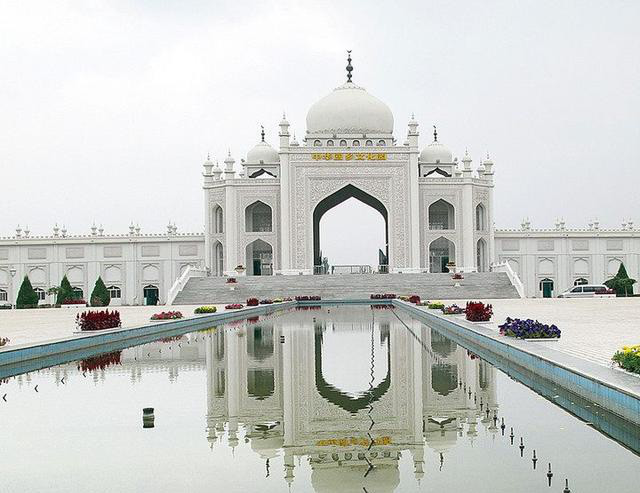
left=9, top=267, right=16, bottom=308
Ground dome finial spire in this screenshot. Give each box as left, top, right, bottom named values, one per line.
left=260, top=125, right=265, bottom=142
left=346, top=49, right=353, bottom=82
left=433, top=125, right=438, bottom=142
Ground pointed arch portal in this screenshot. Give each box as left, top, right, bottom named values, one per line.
left=313, top=184, right=389, bottom=268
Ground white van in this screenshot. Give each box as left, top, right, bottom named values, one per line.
left=558, top=284, right=611, bottom=298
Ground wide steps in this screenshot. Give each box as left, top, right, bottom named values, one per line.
left=173, top=272, right=519, bottom=304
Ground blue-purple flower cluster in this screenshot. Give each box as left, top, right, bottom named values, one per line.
left=498, top=317, right=561, bottom=339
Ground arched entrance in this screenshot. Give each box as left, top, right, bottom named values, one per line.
left=143, top=285, right=159, bottom=305
left=213, top=241, right=224, bottom=276
left=429, top=237, right=456, bottom=273
left=313, top=184, right=389, bottom=272
left=476, top=238, right=488, bottom=272
left=246, top=239, right=273, bottom=276
left=540, top=278, right=554, bottom=298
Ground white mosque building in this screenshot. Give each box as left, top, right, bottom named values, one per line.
left=1, top=55, right=638, bottom=304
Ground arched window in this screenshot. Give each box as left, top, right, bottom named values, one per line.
left=352, top=140, right=360, bottom=147
left=365, top=139, right=373, bottom=146
left=313, top=139, right=322, bottom=147
left=327, top=139, right=334, bottom=147
left=0, top=289, right=8, bottom=302
left=34, top=287, right=46, bottom=301
left=574, top=278, right=588, bottom=286
left=429, top=237, right=456, bottom=273
left=213, top=205, right=224, bottom=234
left=107, top=285, right=121, bottom=298
left=476, top=203, right=486, bottom=231
left=213, top=241, right=224, bottom=276
left=428, top=199, right=455, bottom=230
left=377, top=139, right=386, bottom=146
left=476, top=238, right=488, bottom=272
left=72, top=287, right=83, bottom=300
left=245, top=201, right=273, bottom=232
left=339, top=139, right=347, bottom=146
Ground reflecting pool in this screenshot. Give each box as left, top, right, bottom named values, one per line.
left=1, top=305, right=639, bottom=492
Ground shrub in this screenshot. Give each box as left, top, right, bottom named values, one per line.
left=612, top=345, right=640, bottom=374
left=273, top=298, right=284, bottom=303
left=295, top=295, right=321, bottom=301
left=465, top=301, right=493, bottom=322
left=283, top=297, right=293, bottom=301
left=16, top=275, right=39, bottom=309
left=225, top=303, right=243, bottom=309
left=452, top=273, right=464, bottom=280
left=259, top=299, right=273, bottom=304
left=56, top=275, right=75, bottom=304
left=90, top=276, right=110, bottom=307
left=428, top=302, right=445, bottom=310
left=150, top=311, right=183, bottom=320
left=370, top=293, right=397, bottom=300
left=62, top=299, right=87, bottom=305
left=77, top=351, right=122, bottom=372
left=398, top=295, right=410, bottom=301
left=246, top=298, right=259, bottom=306
left=76, top=310, right=121, bottom=331
left=194, top=306, right=217, bottom=314
left=605, top=263, right=636, bottom=297
left=498, top=317, right=561, bottom=339
left=408, top=295, right=421, bottom=304
left=0, top=337, right=9, bottom=347
left=442, top=304, right=464, bottom=315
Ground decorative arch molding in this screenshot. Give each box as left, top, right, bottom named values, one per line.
left=293, top=164, right=409, bottom=270
left=66, top=265, right=84, bottom=284
left=103, top=264, right=122, bottom=283
left=141, top=263, right=160, bottom=282
left=573, top=257, right=589, bottom=275
left=537, top=257, right=555, bottom=275
left=606, top=256, right=624, bottom=276
left=236, top=190, right=280, bottom=267
left=28, top=266, right=46, bottom=284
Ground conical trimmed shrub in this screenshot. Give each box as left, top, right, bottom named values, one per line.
left=57, top=275, right=74, bottom=304
left=16, top=275, right=39, bottom=309
left=90, top=276, right=110, bottom=307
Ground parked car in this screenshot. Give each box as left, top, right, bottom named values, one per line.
left=558, top=284, right=612, bottom=298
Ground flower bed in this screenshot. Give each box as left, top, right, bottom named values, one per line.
left=0, top=337, right=10, bottom=347
left=371, top=304, right=394, bottom=310
left=612, top=345, right=640, bottom=374
left=150, top=311, right=183, bottom=320
left=226, top=277, right=237, bottom=284
left=225, top=303, right=244, bottom=310
left=295, top=305, right=322, bottom=311
left=442, top=304, right=464, bottom=315
left=194, top=306, right=217, bottom=314
left=246, top=298, right=259, bottom=306
left=370, top=293, right=397, bottom=300
left=295, top=295, right=321, bottom=301
left=465, top=301, right=493, bottom=322
left=273, top=298, right=284, bottom=303
left=283, top=297, right=293, bottom=301
left=259, top=299, right=273, bottom=305
left=76, top=310, right=121, bottom=331
left=451, top=273, right=464, bottom=280
left=498, top=317, right=561, bottom=339
left=77, top=351, right=122, bottom=372
left=428, top=301, right=445, bottom=310
left=408, top=295, right=421, bottom=305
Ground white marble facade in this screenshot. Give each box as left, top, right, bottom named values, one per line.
left=1, top=59, right=637, bottom=303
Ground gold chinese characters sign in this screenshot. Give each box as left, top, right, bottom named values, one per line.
left=315, top=436, right=392, bottom=447
left=312, top=152, right=387, bottom=161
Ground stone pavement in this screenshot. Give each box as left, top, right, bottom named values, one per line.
left=1, top=298, right=638, bottom=370
left=442, top=297, right=640, bottom=368
left=0, top=305, right=225, bottom=348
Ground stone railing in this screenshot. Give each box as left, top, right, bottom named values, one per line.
left=166, top=264, right=207, bottom=305
left=491, top=261, right=525, bottom=298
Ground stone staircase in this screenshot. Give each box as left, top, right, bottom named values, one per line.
left=172, top=272, right=519, bottom=304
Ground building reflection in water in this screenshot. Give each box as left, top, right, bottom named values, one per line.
left=205, top=305, right=498, bottom=492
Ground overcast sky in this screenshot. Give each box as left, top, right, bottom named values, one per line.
left=2, top=1, right=639, bottom=265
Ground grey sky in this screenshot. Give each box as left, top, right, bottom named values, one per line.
left=2, top=1, right=639, bottom=265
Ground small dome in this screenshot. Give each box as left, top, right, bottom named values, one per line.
left=306, top=82, right=394, bottom=135
left=420, top=141, right=453, bottom=164
left=246, top=141, right=279, bottom=164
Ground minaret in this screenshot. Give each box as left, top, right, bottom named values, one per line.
left=407, top=113, right=421, bottom=271
left=224, top=151, right=236, bottom=179
left=212, top=160, right=223, bottom=180
left=461, top=150, right=474, bottom=271
left=279, top=113, right=290, bottom=148
left=407, top=113, right=419, bottom=146
left=482, top=153, right=494, bottom=181
left=203, top=153, right=214, bottom=185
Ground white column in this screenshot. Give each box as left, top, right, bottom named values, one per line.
left=279, top=152, right=292, bottom=274
left=462, top=182, right=475, bottom=271
left=407, top=150, right=422, bottom=272
left=224, top=186, right=239, bottom=276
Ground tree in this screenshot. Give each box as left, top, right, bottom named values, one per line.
left=605, top=263, right=636, bottom=297
left=56, top=275, right=74, bottom=304
left=90, top=276, right=110, bottom=307
left=16, top=275, right=39, bottom=309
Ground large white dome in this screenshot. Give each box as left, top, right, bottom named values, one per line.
left=306, top=82, right=394, bottom=135
left=246, top=141, right=279, bottom=164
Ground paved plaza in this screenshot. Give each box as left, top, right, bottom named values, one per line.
left=1, top=298, right=638, bottom=370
